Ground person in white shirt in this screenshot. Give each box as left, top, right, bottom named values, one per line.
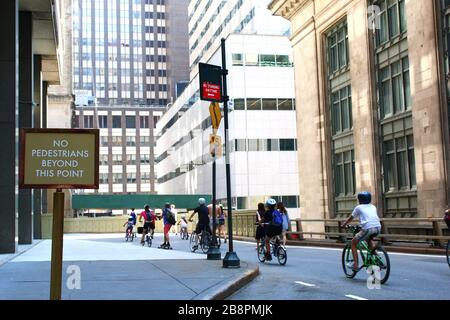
left=342, top=191, right=381, bottom=271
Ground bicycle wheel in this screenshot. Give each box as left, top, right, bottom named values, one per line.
left=371, top=246, right=390, bottom=284
left=201, top=232, right=210, bottom=254
left=189, top=233, right=198, bottom=252
left=342, top=244, right=358, bottom=278
left=257, top=245, right=266, bottom=263
left=447, top=240, right=450, bottom=268
left=277, top=246, right=287, bottom=265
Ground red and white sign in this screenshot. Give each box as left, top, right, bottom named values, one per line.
left=202, top=82, right=221, bottom=101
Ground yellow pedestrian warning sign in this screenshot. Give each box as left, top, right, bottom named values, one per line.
left=209, top=102, right=222, bottom=132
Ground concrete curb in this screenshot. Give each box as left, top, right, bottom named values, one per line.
left=0, top=240, right=43, bottom=267
left=194, top=262, right=259, bottom=300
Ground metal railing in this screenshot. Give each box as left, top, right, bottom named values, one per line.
left=231, top=210, right=450, bottom=247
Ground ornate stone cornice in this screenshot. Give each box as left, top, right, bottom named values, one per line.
left=268, top=0, right=311, bottom=20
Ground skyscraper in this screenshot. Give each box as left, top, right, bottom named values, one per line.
left=72, top=0, right=189, bottom=204
left=72, top=0, right=189, bottom=106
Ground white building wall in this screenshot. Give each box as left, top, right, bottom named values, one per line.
left=156, top=34, right=299, bottom=217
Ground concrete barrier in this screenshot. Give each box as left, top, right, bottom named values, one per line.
left=41, top=213, right=197, bottom=239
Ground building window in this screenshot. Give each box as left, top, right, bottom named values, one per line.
left=233, top=98, right=245, bottom=110
left=112, top=173, right=123, bottom=184
left=375, top=0, right=416, bottom=216
left=262, top=99, right=277, bottom=110
left=140, top=154, right=150, bottom=165
left=84, top=115, right=94, bottom=128
left=279, top=139, right=296, bottom=151
left=112, top=154, right=122, bottom=165
left=140, top=116, right=149, bottom=128
left=126, top=136, right=136, bottom=146
left=278, top=99, right=293, bottom=110
left=99, top=173, right=109, bottom=184
left=326, top=19, right=355, bottom=217
left=140, top=136, right=150, bottom=146
left=98, top=115, right=108, bottom=128
left=126, top=154, right=136, bottom=165
left=141, top=172, right=150, bottom=184
left=234, top=139, right=247, bottom=152
left=379, top=57, right=411, bottom=119
left=100, top=136, right=109, bottom=147
left=327, top=22, right=349, bottom=74
left=246, top=98, right=261, bottom=110
left=232, top=53, right=243, bottom=66
left=127, top=173, right=136, bottom=184
left=111, top=136, right=122, bottom=146
left=331, top=86, right=352, bottom=135
left=260, top=54, right=276, bottom=67
left=100, top=154, right=109, bottom=166
left=375, top=0, right=407, bottom=45
left=112, top=115, right=122, bottom=128
left=126, top=116, right=136, bottom=128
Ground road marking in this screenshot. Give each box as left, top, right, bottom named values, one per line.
left=345, top=294, right=368, bottom=300
left=295, top=281, right=316, bottom=287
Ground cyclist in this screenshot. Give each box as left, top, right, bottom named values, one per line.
left=188, top=198, right=211, bottom=242
left=139, top=204, right=156, bottom=245
left=261, top=198, right=283, bottom=261
left=123, top=216, right=134, bottom=239
left=177, top=214, right=189, bottom=239
left=342, top=191, right=381, bottom=272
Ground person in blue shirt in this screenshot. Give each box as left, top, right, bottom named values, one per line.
left=160, top=203, right=175, bottom=249
left=130, top=208, right=137, bottom=226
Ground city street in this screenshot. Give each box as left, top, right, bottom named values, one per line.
left=2, top=232, right=448, bottom=300
left=228, top=239, right=450, bottom=300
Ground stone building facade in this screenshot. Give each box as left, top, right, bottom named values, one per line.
left=269, top=0, right=450, bottom=233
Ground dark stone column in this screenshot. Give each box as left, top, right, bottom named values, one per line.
left=33, top=55, right=42, bottom=239
left=18, top=11, right=33, bottom=245
left=0, top=0, right=18, bottom=253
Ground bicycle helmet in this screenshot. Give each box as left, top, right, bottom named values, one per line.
left=198, top=198, right=206, bottom=205
left=266, top=198, right=277, bottom=207
left=357, top=191, right=372, bottom=205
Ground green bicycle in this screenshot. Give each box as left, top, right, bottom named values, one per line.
left=342, top=225, right=391, bottom=284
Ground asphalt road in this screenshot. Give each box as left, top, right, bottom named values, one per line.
left=226, top=239, right=450, bottom=300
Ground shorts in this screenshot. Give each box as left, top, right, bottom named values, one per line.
left=218, top=218, right=225, bottom=226
left=355, top=227, right=381, bottom=242
left=265, top=224, right=282, bottom=238
left=255, top=225, right=265, bottom=240
left=195, top=223, right=211, bottom=235
left=143, top=222, right=155, bottom=232
left=164, top=224, right=172, bottom=234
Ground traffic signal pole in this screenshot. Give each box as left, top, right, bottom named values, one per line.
left=221, top=38, right=240, bottom=268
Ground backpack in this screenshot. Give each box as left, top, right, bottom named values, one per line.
left=166, top=208, right=176, bottom=225
left=271, top=209, right=283, bottom=226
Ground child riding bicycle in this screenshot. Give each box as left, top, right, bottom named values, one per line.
left=123, top=217, right=134, bottom=238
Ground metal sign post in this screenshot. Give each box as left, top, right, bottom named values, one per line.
left=220, top=38, right=240, bottom=268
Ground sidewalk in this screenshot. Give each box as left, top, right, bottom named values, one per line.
left=0, top=233, right=258, bottom=300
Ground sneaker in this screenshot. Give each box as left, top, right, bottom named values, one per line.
left=265, top=254, right=272, bottom=261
